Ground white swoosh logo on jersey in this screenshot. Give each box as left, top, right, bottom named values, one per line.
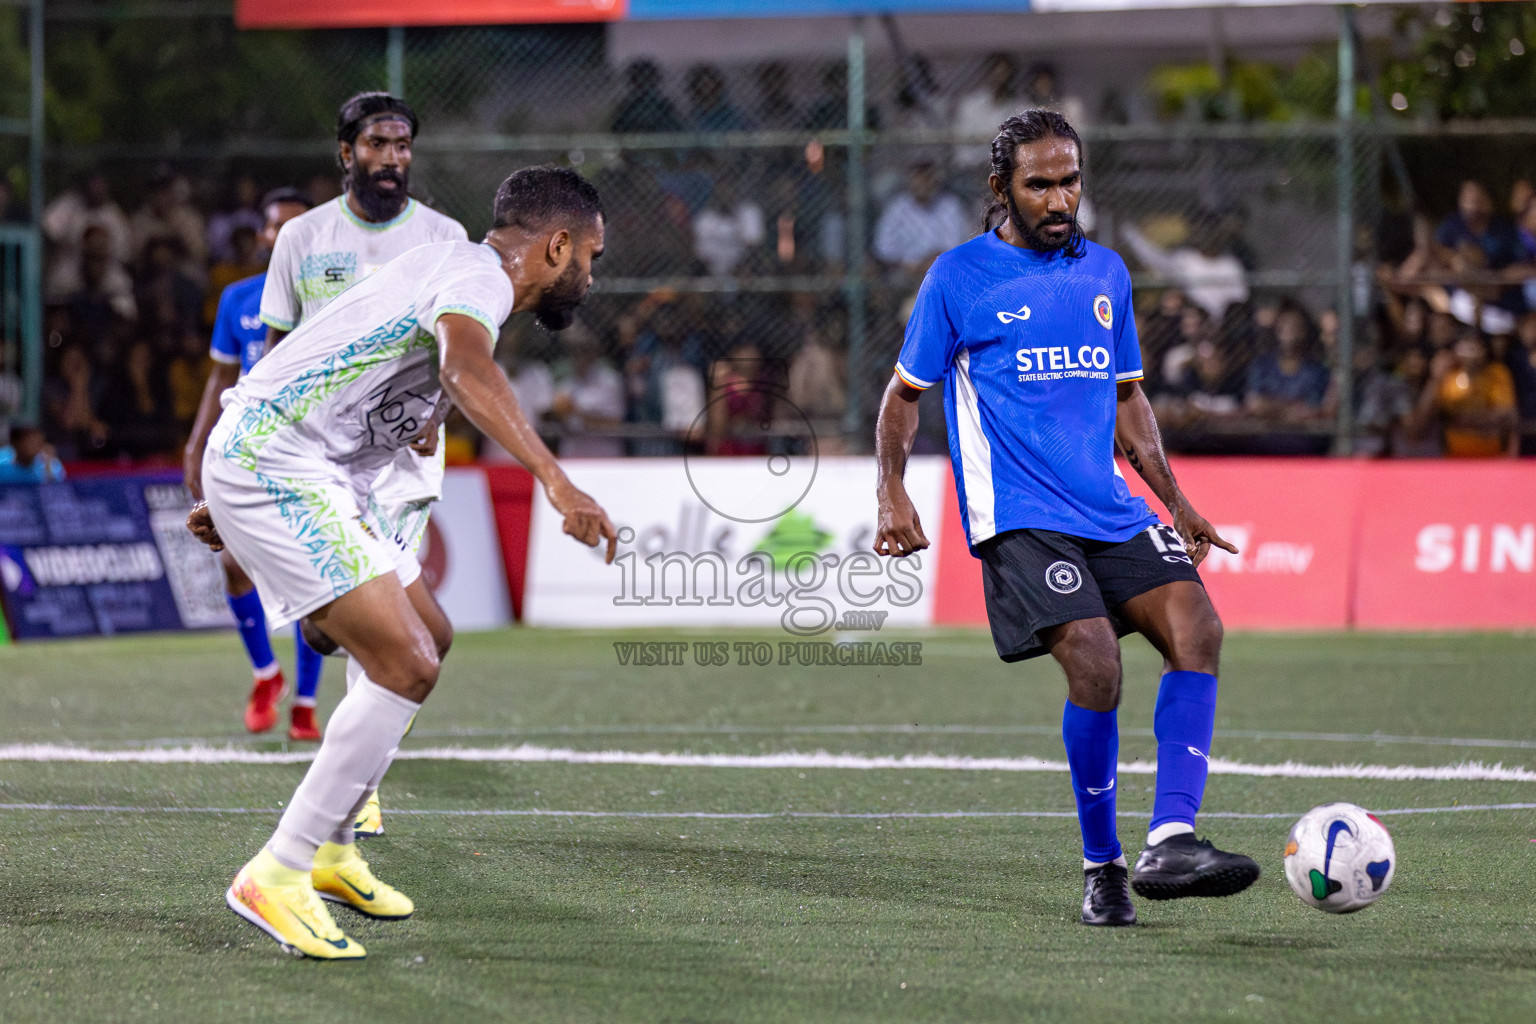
left=996, top=306, right=1031, bottom=324
left=1086, top=778, right=1115, bottom=795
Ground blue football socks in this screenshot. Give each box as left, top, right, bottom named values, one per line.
left=227, top=589, right=277, bottom=676
left=1149, top=670, right=1219, bottom=841
left=1061, top=700, right=1122, bottom=865
left=293, top=625, right=323, bottom=707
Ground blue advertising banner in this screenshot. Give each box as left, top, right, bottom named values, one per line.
left=0, top=475, right=233, bottom=640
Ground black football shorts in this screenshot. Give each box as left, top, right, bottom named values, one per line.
left=977, top=524, right=1204, bottom=662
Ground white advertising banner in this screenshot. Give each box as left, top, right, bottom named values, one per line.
left=524, top=456, right=947, bottom=634
left=419, top=468, right=513, bottom=632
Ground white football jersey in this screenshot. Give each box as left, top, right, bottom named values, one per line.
left=225, top=241, right=513, bottom=493
left=259, top=194, right=468, bottom=504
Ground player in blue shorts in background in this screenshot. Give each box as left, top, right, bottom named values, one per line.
left=184, top=188, right=324, bottom=741
left=873, top=110, right=1259, bottom=927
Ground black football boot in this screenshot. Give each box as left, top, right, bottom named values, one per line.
left=1131, top=833, right=1260, bottom=901
left=1081, top=862, right=1138, bottom=926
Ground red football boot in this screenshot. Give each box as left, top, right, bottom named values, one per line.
left=288, top=704, right=322, bottom=742
left=244, top=668, right=286, bottom=733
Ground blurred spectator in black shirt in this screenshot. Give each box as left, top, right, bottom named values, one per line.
left=100, top=339, right=177, bottom=459
left=43, top=345, right=107, bottom=459
left=611, top=60, right=684, bottom=134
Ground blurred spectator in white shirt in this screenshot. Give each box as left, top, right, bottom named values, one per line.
left=552, top=325, right=625, bottom=458
left=953, top=53, right=1019, bottom=171
left=42, top=173, right=132, bottom=301
left=1121, top=219, right=1249, bottom=320
left=694, top=178, right=765, bottom=277
left=873, top=160, right=970, bottom=276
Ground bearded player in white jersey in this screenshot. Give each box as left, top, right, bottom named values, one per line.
left=194, top=166, right=615, bottom=959
left=259, top=91, right=467, bottom=836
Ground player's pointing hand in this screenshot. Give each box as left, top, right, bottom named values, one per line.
left=1172, top=500, right=1239, bottom=568
left=550, top=477, right=619, bottom=564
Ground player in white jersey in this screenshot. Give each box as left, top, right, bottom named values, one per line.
left=260, top=92, right=467, bottom=832
left=197, top=166, right=615, bottom=960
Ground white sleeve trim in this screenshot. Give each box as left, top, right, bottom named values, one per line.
left=209, top=349, right=241, bottom=364
left=895, top=361, right=937, bottom=390
left=1115, top=369, right=1145, bottom=382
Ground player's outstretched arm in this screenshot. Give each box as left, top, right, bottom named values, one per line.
left=436, top=313, right=617, bottom=563
left=261, top=326, right=289, bottom=358
left=1114, top=380, right=1237, bottom=567
left=873, top=373, right=930, bottom=557
left=182, top=360, right=240, bottom=500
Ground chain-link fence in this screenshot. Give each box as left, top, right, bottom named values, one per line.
left=16, top=5, right=1536, bottom=460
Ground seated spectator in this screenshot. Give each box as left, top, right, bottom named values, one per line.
left=1136, top=289, right=1188, bottom=393
left=687, top=64, right=753, bottom=133
left=1436, top=180, right=1522, bottom=274
left=1022, top=61, right=1088, bottom=131
left=42, top=345, right=108, bottom=460
left=694, top=176, right=765, bottom=277
left=611, top=60, right=684, bottom=134
left=629, top=305, right=708, bottom=457
left=1334, top=344, right=1414, bottom=457
left=872, top=160, right=969, bottom=278
left=207, top=175, right=264, bottom=265
left=1414, top=328, right=1519, bottom=458
left=551, top=326, right=625, bottom=458
left=131, top=169, right=207, bottom=278
left=787, top=324, right=847, bottom=437
left=0, top=424, right=65, bottom=483
left=99, top=339, right=177, bottom=459
left=1156, top=339, right=1244, bottom=428
left=135, top=236, right=203, bottom=340
left=1122, top=216, right=1248, bottom=320
left=42, top=173, right=132, bottom=301
left=803, top=62, right=850, bottom=131
left=1245, top=300, right=1330, bottom=421
left=203, top=225, right=265, bottom=325
left=706, top=343, right=771, bottom=456
left=754, top=61, right=799, bottom=130
left=953, top=53, right=1020, bottom=171
left=1389, top=348, right=1442, bottom=457
left=62, top=224, right=138, bottom=354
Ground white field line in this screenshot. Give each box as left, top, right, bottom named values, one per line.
left=2, top=743, right=1536, bottom=782
left=0, top=801, right=1533, bottom=821
left=92, top=724, right=1536, bottom=752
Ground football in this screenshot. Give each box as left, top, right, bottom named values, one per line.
left=1283, top=802, right=1397, bottom=913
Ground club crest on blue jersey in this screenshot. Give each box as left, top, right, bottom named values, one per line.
left=1093, top=294, right=1113, bottom=330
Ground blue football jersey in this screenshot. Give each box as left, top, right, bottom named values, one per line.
left=209, top=273, right=269, bottom=374
left=895, top=232, right=1157, bottom=550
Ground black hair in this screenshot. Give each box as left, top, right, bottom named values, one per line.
left=492, top=166, right=604, bottom=233
left=259, top=186, right=313, bottom=211
left=336, top=92, right=419, bottom=144
left=983, top=108, right=1086, bottom=259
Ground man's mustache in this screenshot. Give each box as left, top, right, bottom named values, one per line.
left=367, top=169, right=405, bottom=188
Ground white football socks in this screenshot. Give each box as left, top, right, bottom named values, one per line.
left=267, top=674, right=420, bottom=872
left=1083, top=855, right=1129, bottom=871
left=1146, top=822, right=1195, bottom=847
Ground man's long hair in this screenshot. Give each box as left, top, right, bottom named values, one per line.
left=982, top=108, right=1087, bottom=259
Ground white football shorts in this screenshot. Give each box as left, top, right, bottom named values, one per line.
left=203, top=413, right=425, bottom=629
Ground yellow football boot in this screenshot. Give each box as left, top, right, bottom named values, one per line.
left=226, top=849, right=366, bottom=960
left=353, top=790, right=383, bottom=837
left=312, top=842, right=414, bottom=920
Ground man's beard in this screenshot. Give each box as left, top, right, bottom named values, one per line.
left=533, top=258, right=590, bottom=332
left=348, top=163, right=409, bottom=223
left=1007, top=194, right=1075, bottom=251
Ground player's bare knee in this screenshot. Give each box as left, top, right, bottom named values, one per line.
left=396, top=650, right=440, bottom=703
left=1058, top=638, right=1122, bottom=711
left=1169, top=609, right=1223, bottom=674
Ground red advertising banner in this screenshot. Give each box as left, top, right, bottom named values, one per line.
left=930, top=459, right=1536, bottom=633
left=1352, top=462, right=1536, bottom=629
left=235, top=0, right=625, bottom=30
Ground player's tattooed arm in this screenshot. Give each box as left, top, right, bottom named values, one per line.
left=436, top=313, right=618, bottom=563
left=1115, top=380, right=1238, bottom=567
left=873, top=373, right=931, bottom=557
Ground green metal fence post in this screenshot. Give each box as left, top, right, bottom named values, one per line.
left=841, top=20, right=868, bottom=447
left=1333, top=3, right=1356, bottom=456
left=387, top=26, right=405, bottom=98
left=23, top=0, right=43, bottom=422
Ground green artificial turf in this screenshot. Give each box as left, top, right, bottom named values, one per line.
left=1, top=628, right=1534, bottom=1023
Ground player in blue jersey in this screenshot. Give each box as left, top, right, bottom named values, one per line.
left=184, top=188, right=323, bottom=740
left=873, top=110, right=1258, bottom=927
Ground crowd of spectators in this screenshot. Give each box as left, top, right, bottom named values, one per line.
left=3, top=52, right=1532, bottom=467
